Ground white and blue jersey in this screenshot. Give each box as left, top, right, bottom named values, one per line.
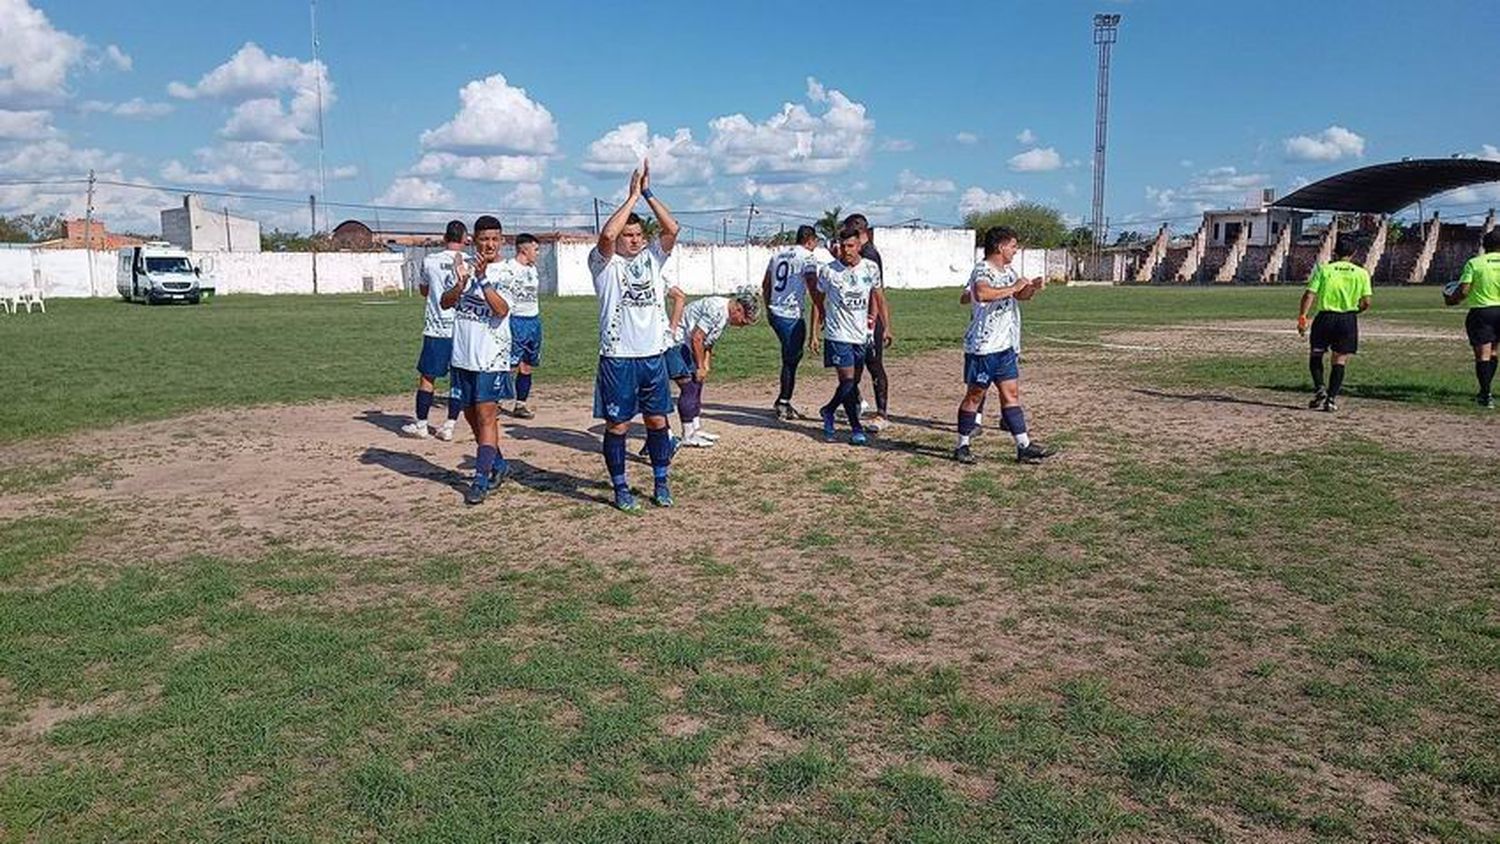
left=451, top=263, right=514, bottom=373
left=963, top=261, right=1022, bottom=355
left=421, top=249, right=462, bottom=338
left=501, top=257, right=540, bottom=318
left=594, top=241, right=676, bottom=358
left=813, top=258, right=880, bottom=345
left=674, top=296, right=731, bottom=348
left=766, top=245, right=817, bottom=321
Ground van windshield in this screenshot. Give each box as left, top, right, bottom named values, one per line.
left=145, top=257, right=193, bottom=274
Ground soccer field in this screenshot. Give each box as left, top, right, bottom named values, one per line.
left=2, top=286, right=1497, bottom=841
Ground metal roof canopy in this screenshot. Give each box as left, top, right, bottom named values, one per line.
left=1271, top=158, right=1500, bottom=214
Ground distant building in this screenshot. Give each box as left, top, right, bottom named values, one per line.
left=161, top=195, right=261, bottom=252
left=1202, top=206, right=1308, bottom=247
left=36, top=218, right=148, bottom=250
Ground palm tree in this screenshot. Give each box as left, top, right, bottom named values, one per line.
left=816, top=206, right=843, bottom=241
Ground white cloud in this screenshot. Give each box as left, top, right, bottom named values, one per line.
left=410, top=151, right=546, bottom=183
left=162, top=141, right=315, bottom=192
left=0, top=138, right=121, bottom=177
left=1008, top=147, right=1063, bottom=172
left=501, top=182, right=546, bottom=210
left=707, top=77, right=874, bottom=179
left=80, top=97, right=174, bottom=119
left=1016, top=128, right=1037, bottom=145
left=1145, top=165, right=1267, bottom=214
left=1283, top=125, right=1365, bottom=162
left=330, top=164, right=358, bottom=180
left=738, top=176, right=835, bottom=210
left=1477, top=144, right=1500, bottom=162
left=895, top=169, right=955, bottom=196
left=0, top=0, right=87, bottom=107
left=0, top=108, right=53, bottom=140
left=102, top=44, right=131, bottom=72
left=879, top=138, right=915, bottom=153
left=168, top=43, right=333, bottom=143
left=420, top=74, right=557, bottom=156
left=955, top=132, right=978, bottom=145
left=580, top=121, right=713, bottom=186
left=958, top=186, right=1023, bottom=218
left=549, top=177, right=589, bottom=200
left=374, top=176, right=453, bottom=209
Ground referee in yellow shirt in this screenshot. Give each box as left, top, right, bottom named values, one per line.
left=1297, top=244, right=1372, bottom=412
left=1444, top=228, right=1500, bottom=409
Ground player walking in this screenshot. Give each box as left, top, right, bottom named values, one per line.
left=504, top=233, right=543, bottom=419
left=1297, top=243, right=1372, bottom=412
left=1444, top=228, right=1500, bottom=408
left=400, top=220, right=467, bottom=441
left=809, top=226, right=880, bottom=446
left=762, top=225, right=825, bottom=420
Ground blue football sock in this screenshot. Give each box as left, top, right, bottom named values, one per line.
left=603, top=432, right=628, bottom=491
left=516, top=372, right=532, bottom=402
left=1000, top=405, right=1027, bottom=436
left=958, top=410, right=977, bottom=436
left=646, top=428, right=673, bottom=477
left=446, top=393, right=461, bottom=421
left=475, top=444, right=497, bottom=481
left=415, top=389, right=434, bottom=421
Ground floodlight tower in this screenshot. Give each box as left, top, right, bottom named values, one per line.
left=1090, top=13, right=1121, bottom=277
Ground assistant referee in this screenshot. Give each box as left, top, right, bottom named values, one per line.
left=1297, top=244, right=1372, bottom=412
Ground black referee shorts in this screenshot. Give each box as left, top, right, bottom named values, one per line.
left=1310, top=311, right=1359, bottom=354
left=1465, top=306, right=1500, bottom=347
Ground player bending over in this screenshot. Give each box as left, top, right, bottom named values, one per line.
left=440, top=216, right=515, bottom=505
left=504, top=233, right=543, bottom=419
left=591, top=161, right=683, bottom=511
left=953, top=226, right=1054, bottom=465
left=1443, top=228, right=1500, bottom=409
left=1297, top=242, right=1371, bottom=413
left=401, top=220, right=467, bottom=441
left=666, top=288, right=761, bottom=447
left=809, top=226, right=881, bottom=446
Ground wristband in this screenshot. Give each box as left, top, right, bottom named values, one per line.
left=641, top=188, right=654, bottom=200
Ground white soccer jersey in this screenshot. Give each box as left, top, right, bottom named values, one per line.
left=675, top=296, right=730, bottom=348
left=501, top=257, right=540, bottom=318
left=451, top=263, right=514, bottom=372
left=420, top=249, right=462, bottom=338
left=766, top=245, right=815, bottom=320
left=814, top=258, right=880, bottom=344
left=963, top=260, right=1023, bottom=355
left=594, top=241, right=676, bottom=358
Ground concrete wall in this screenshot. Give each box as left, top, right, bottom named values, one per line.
left=161, top=202, right=262, bottom=253
left=0, top=248, right=404, bottom=298
left=553, top=227, right=978, bottom=297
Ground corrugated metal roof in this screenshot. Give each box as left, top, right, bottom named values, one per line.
left=1272, top=158, right=1500, bottom=214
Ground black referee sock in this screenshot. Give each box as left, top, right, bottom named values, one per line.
left=1327, top=364, right=1346, bottom=399
left=1478, top=358, right=1497, bottom=398
left=1308, top=353, right=1325, bottom=392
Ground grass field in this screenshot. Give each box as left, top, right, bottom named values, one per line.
left=2, top=286, right=1497, bottom=842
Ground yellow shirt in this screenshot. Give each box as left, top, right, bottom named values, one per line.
left=1460, top=252, right=1500, bottom=309
left=1305, top=260, right=1371, bottom=313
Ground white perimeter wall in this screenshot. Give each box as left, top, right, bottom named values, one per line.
left=0, top=249, right=405, bottom=298
left=554, top=228, right=978, bottom=297
left=2, top=232, right=1074, bottom=299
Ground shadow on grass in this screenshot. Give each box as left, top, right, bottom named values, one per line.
left=1131, top=388, right=1303, bottom=411
left=501, top=459, right=612, bottom=505
left=1258, top=382, right=1475, bottom=404
left=358, top=447, right=465, bottom=491
left=701, top=401, right=954, bottom=458
left=354, top=409, right=416, bottom=435
left=504, top=424, right=599, bottom=455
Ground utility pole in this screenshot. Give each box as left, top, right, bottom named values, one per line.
left=744, top=203, right=756, bottom=244
left=593, top=198, right=601, bottom=234
left=1091, top=13, right=1121, bottom=280
left=84, top=169, right=97, bottom=297
left=310, top=0, right=328, bottom=232
left=223, top=206, right=232, bottom=252
left=309, top=194, right=319, bottom=295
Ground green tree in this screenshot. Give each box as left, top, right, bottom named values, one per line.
left=260, top=228, right=330, bottom=252
left=816, top=206, right=843, bottom=241
left=962, top=202, right=1068, bottom=248
left=0, top=213, right=65, bottom=243
left=1113, top=230, right=1147, bottom=246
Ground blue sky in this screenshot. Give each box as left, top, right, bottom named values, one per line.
left=5, top=0, right=1498, bottom=239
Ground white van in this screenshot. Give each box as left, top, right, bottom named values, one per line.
left=116, top=243, right=203, bottom=305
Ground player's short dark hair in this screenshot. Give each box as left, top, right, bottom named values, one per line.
left=1333, top=238, right=1357, bottom=259
left=473, top=215, right=502, bottom=235
left=624, top=213, right=645, bottom=229
left=795, top=225, right=817, bottom=245
left=1484, top=228, right=1500, bottom=253
left=841, top=213, right=870, bottom=233
left=982, top=226, right=1018, bottom=256
left=837, top=225, right=863, bottom=243
left=514, top=233, right=539, bottom=248
left=443, top=220, right=466, bottom=244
